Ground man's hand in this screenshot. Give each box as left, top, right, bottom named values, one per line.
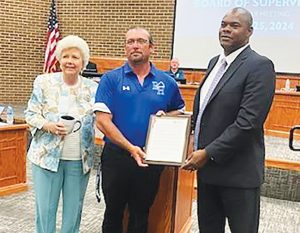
left=129, top=146, right=149, bottom=167
left=182, top=149, right=209, bottom=171
left=156, top=110, right=166, bottom=116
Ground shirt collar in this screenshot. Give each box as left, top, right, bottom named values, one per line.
left=220, top=43, right=249, bottom=65
left=124, top=61, right=158, bottom=78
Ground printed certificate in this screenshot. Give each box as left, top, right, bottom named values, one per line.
left=144, top=115, right=191, bottom=166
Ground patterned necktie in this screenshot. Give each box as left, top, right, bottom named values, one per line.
left=194, top=58, right=228, bottom=150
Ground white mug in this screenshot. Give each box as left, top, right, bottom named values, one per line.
left=60, top=115, right=82, bottom=134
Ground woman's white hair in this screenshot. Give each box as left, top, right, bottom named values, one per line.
left=55, top=35, right=90, bottom=69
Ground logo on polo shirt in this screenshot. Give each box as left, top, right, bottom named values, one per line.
left=122, top=85, right=130, bottom=91
left=152, top=81, right=165, bottom=95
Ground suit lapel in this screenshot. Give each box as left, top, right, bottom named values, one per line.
left=195, top=56, right=219, bottom=102
left=207, top=46, right=251, bottom=104
left=193, top=57, right=219, bottom=128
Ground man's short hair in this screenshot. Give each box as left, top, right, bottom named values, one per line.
left=126, top=26, right=154, bottom=45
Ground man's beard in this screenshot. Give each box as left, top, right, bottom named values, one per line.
left=130, top=54, right=145, bottom=65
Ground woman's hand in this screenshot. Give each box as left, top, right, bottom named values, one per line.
left=43, top=122, right=68, bottom=136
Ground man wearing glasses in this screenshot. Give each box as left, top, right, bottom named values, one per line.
left=94, top=27, right=185, bottom=233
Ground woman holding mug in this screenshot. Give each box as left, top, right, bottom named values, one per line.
left=25, top=35, right=97, bottom=233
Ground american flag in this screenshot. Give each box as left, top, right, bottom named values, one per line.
left=43, top=0, right=60, bottom=73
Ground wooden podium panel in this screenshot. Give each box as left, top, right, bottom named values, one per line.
left=178, top=85, right=198, bottom=112
left=146, top=134, right=195, bottom=232
left=173, top=168, right=195, bottom=232
left=264, top=91, right=300, bottom=137
left=123, top=167, right=194, bottom=233
left=0, top=124, right=28, bottom=196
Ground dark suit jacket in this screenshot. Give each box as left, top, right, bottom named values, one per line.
left=193, top=46, right=276, bottom=188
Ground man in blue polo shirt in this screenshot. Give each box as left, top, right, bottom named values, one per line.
left=94, top=27, right=185, bottom=233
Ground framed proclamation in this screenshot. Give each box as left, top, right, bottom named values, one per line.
left=144, top=115, right=191, bottom=166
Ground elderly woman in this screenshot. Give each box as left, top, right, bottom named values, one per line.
left=25, top=35, right=98, bottom=233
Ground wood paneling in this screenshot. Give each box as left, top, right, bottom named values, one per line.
left=174, top=169, right=194, bottom=233
left=0, top=124, right=28, bottom=196
left=178, top=85, right=198, bottom=112
left=184, top=70, right=205, bottom=84
left=276, top=74, right=300, bottom=90
left=177, top=86, right=300, bottom=138
left=147, top=167, right=175, bottom=232
left=265, top=158, right=300, bottom=172
left=264, top=91, right=300, bottom=137
left=123, top=167, right=194, bottom=233
left=149, top=167, right=194, bottom=233
left=91, top=57, right=126, bottom=73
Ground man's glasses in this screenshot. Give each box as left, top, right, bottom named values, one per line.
left=126, top=38, right=149, bottom=46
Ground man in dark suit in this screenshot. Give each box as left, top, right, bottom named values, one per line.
left=182, top=7, right=276, bottom=233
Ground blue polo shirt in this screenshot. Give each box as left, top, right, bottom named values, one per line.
left=94, top=62, right=185, bottom=147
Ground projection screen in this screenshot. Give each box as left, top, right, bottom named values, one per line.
left=172, top=0, right=300, bottom=73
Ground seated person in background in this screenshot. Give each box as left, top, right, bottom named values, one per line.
left=165, top=58, right=186, bottom=84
